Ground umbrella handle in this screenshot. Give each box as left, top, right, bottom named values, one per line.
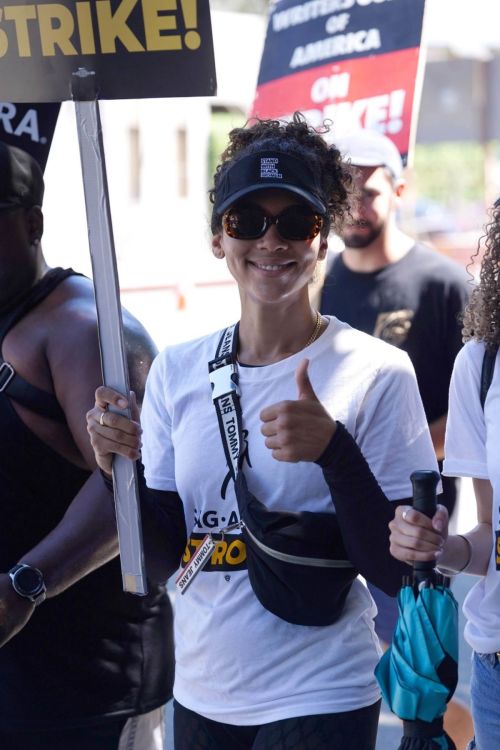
left=410, top=470, right=440, bottom=582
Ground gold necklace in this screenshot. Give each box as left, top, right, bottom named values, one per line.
left=236, top=312, right=323, bottom=362
left=305, top=310, right=323, bottom=348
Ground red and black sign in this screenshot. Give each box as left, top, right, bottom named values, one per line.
left=251, top=0, right=426, bottom=161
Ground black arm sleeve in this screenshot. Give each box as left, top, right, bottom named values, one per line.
left=315, top=422, right=410, bottom=596
left=101, top=464, right=187, bottom=585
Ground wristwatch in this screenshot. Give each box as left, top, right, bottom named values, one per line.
left=8, top=564, right=46, bottom=606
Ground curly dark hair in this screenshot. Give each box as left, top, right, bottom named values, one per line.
left=462, top=199, right=500, bottom=348
left=209, top=112, right=355, bottom=237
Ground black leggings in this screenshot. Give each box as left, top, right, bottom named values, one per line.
left=0, top=717, right=127, bottom=750
left=174, top=699, right=381, bottom=750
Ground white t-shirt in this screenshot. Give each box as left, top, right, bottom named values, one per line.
left=141, top=316, right=438, bottom=724
left=443, top=340, right=500, bottom=654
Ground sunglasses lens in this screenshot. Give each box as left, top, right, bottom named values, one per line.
left=223, top=207, right=267, bottom=239
left=223, top=205, right=324, bottom=240
left=277, top=206, right=323, bottom=240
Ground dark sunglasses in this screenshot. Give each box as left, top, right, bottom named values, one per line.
left=223, top=204, right=324, bottom=241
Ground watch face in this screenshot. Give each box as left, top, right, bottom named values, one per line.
left=14, top=566, right=44, bottom=595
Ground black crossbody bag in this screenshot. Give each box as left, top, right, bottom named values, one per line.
left=208, top=324, right=357, bottom=627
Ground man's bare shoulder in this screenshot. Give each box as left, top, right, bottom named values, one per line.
left=40, top=273, right=98, bottom=326
left=43, top=273, right=158, bottom=402
left=44, top=274, right=156, bottom=348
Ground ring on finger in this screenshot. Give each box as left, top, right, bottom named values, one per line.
left=99, top=411, right=106, bottom=427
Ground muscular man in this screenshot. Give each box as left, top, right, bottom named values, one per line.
left=0, top=141, right=173, bottom=749
left=320, top=129, right=470, bottom=641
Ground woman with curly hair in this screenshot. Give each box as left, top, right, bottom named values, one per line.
left=389, top=198, right=500, bottom=749
left=86, top=114, right=438, bottom=750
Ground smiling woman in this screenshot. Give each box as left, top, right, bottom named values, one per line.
left=87, top=112, right=441, bottom=750
left=212, top=187, right=329, bottom=333
left=207, top=115, right=352, bottom=362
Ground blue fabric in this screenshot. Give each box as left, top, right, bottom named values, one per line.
left=375, top=583, right=458, bottom=723
left=469, top=651, right=500, bottom=750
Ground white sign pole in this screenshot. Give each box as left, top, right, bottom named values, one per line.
left=72, top=68, right=147, bottom=595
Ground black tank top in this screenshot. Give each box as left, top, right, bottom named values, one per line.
left=0, top=268, right=174, bottom=730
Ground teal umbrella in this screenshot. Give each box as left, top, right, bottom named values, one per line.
left=375, top=471, right=459, bottom=750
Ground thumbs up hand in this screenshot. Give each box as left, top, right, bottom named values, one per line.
left=260, top=359, right=336, bottom=463
left=295, top=357, right=319, bottom=401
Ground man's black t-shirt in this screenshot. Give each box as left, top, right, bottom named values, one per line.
left=320, top=244, right=470, bottom=426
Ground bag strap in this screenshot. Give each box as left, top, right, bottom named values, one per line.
left=0, top=268, right=78, bottom=342
left=208, top=324, right=244, bottom=482
left=480, top=343, right=498, bottom=410
left=208, top=328, right=354, bottom=573
left=0, top=268, right=81, bottom=422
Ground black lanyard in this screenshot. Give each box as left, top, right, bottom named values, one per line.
left=208, top=323, right=245, bottom=482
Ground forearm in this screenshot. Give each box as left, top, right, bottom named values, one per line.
left=316, top=422, right=409, bottom=595
left=19, top=470, right=118, bottom=598
left=102, top=463, right=187, bottom=583
left=428, top=414, right=447, bottom=461
left=437, top=523, right=492, bottom=577
left=139, top=484, right=187, bottom=584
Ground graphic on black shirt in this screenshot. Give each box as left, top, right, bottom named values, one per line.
left=373, top=309, right=414, bottom=345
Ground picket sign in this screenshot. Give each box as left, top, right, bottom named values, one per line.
left=0, top=0, right=217, bottom=593
left=251, top=0, right=427, bottom=164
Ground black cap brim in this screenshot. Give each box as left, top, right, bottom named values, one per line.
left=216, top=183, right=326, bottom=215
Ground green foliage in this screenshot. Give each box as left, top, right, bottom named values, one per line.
left=207, top=109, right=248, bottom=191
left=413, top=142, right=486, bottom=206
